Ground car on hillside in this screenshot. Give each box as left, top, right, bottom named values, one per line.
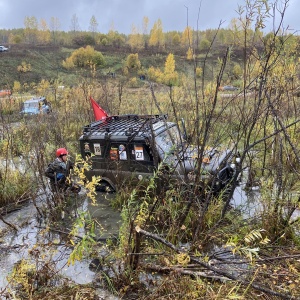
left=20, top=96, right=51, bottom=116
left=78, top=114, right=240, bottom=194
left=0, top=89, right=11, bottom=97
left=0, top=46, right=8, bottom=52
left=221, top=85, right=239, bottom=91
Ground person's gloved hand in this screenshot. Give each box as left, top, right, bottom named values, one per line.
left=56, top=173, right=66, bottom=183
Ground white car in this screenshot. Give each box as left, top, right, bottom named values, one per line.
left=222, top=85, right=238, bottom=91
left=0, top=46, right=8, bottom=52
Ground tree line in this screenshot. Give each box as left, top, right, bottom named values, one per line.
left=0, top=12, right=299, bottom=57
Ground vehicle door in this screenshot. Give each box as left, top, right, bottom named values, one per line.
left=128, top=143, right=155, bottom=174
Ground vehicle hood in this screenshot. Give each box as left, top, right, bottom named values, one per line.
left=163, top=145, right=232, bottom=175
left=20, top=107, right=40, bottom=115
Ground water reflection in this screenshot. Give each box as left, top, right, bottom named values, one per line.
left=87, top=192, right=121, bottom=240
left=232, top=184, right=262, bottom=219
left=0, top=191, right=120, bottom=299
left=0, top=157, right=27, bottom=173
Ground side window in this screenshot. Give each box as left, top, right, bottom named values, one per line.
left=110, top=146, right=118, bottom=160
left=134, top=145, right=144, bottom=161
left=109, top=144, right=128, bottom=161
left=118, top=144, right=127, bottom=160
left=83, top=142, right=92, bottom=158
left=93, top=143, right=102, bottom=156
left=83, top=142, right=104, bottom=158
left=132, top=144, right=153, bottom=161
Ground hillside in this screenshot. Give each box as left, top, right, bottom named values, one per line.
left=0, top=43, right=229, bottom=90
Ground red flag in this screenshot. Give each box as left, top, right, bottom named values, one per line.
left=90, top=96, right=108, bottom=121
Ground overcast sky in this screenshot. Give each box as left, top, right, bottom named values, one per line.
left=0, top=0, right=298, bottom=34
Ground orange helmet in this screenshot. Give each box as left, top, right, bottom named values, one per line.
left=56, top=148, right=68, bottom=157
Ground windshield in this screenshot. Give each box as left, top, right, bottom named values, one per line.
left=154, top=125, right=182, bottom=160
left=23, top=102, right=39, bottom=109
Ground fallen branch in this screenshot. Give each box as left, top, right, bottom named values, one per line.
left=36, top=225, right=83, bottom=240
left=0, top=244, right=23, bottom=251
left=145, top=264, right=230, bottom=281
left=135, top=226, right=296, bottom=300
left=127, top=252, right=166, bottom=256
left=0, top=215, right=18, bottom=231
left=209, top=253, right=300, bottom=265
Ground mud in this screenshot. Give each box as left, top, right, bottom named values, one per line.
left=0, top=190, right=120, bottom=299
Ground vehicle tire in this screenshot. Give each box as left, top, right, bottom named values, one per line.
left=96, top=180, right=116, bottom=193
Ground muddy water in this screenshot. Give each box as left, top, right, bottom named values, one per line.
left=0, top=183, right=253, bottom=294
left=87, top=192, right=121, bottom=239
left=232, top=184, right=261, bottom=219
left=0, top=191, right=120, bottom=299
left=0, top=182, right=255, bottom=287
left=1, top=166, right=283, bottom=300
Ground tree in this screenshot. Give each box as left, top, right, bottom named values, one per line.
left=49, top=17, right=60, bottom=44
left=142, top=16, right=149, bottom=48
left=72, top=34, right=95, bottom=46
left=111, top=33, right=126, bottom=48
left=128, top=24, right=144, bottom=51
left=62, top=46, right=105, bottom=69
left=106, top=22, right=126, bottom=48
left=232, top=63, right=242, bottom=79
left=8, top=33, right=22, bottom=44
left=13, top=81, right=21, bottom=93
left=70, top=14, right=80, bottom=34
left=38, top=19, right=51, bottom=44
left=125, top=53, right=141, bottom=71
left=24, top=16, right=38, bottom=44
left=89, top=15, right=98, bottom=39
left=172, top=33, right=181, bottom=46
left=142, top=16, right=149, bottom=35
left=199, top=38, right=210, bottom=51
left=107, top=21, right=116, bottom=43
left=186, top=47, right=193, bottom=60
left=163, top=53, right=178, bottom=86
left=196, top=66, right=202, bottom=78
left=147, top=66, right=162, bottom=82
left=181, top=26, right=193, bottom=48
left=17, top=62, right=32, bottom=73
left=149, top=19, right=165, bottom=50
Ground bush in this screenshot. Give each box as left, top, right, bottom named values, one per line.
left=0, top=167, right=33, bottom=206
left=62, top=45, right=105, bottom=69
left=72, top=34, right=96, bottom=46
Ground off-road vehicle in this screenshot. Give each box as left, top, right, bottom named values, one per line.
left=20, top=96, right=51, bottom=116
left=78, top=114, right=239, bottom=193
left=0, top=45, right=8, bottom=52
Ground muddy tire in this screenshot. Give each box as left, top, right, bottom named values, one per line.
left=96, top=180, right=116, bottom=193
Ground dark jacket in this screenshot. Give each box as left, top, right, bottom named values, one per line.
left=45, top=158, right=74, bottom=184
left=45, top=158, right=79, bottom=193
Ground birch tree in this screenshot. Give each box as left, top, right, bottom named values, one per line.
left=149, top=19, right=165, bottom=50
left=89, top=15, right=98, bottom=39
left=70, top=14, right=80, bottom=37
left=24, top=16, right=38, bottom=44
left=49, top=17, right=60, bottom=44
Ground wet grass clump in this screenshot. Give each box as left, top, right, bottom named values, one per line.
left=0, top=167, right=33, bottom=207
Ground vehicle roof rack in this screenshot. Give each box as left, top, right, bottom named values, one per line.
left=82, top=114, right=168, bottom=137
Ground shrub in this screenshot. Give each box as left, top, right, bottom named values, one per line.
left=0, top=167, right=33, bottom=206
left=62, top=45, right=105, bottom=69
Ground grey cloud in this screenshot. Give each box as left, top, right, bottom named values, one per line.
left=0, top=0, right=298, bottom=33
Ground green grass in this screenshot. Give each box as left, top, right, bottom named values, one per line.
left=0, top=44, right=219, bottom=89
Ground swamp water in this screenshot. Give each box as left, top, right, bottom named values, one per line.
left=0, top=183, right=256, bottom=295
left=0, top=190, right=120, bottom=299
left=2, top=162, right=295, bottom=299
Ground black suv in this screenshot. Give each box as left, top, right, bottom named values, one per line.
left=79, top=114, right=238, bottom=193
